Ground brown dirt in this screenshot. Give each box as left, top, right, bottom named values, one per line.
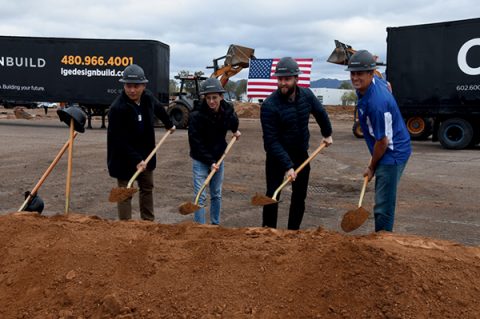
left=341, top=207, right=370, bottom=233
left=178, top=201, right=200, bottom=215
left=1, top=212, right=479, bottom=318
left=1, top=105, right=480, bottom=318
left=234, top=102, right=261, bottom=118
left=108, top=187, right=138, bottom=203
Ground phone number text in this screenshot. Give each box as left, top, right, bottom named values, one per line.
left=456, top=84, right=480, bottom=91
left=61, top=55, right=133, bottom=67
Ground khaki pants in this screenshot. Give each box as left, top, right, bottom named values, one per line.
left=117, top=170, right=154, bottom=221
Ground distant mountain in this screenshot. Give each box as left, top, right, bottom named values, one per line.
left=310, top=78, right=345, bottom=89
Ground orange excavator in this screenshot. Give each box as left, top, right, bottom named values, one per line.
left=207, top=44, right=255, bottom=87
left=167, top=45, right=255, bottom=129
left=326, top=40, right=385, bottom=138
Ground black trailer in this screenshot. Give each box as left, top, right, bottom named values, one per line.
left=0, top=36, right=169, bottom=128
left=387, top=18, right=480, bottom=149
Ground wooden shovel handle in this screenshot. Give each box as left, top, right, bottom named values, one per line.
left=194, top=136, right=237, bottom=205
left=358, top=176, right=369, bottom=207
left=272, top=142, right=327, bottom=200
left=127, top=130, right=173, bottom=188
left=18, top=132, right=78, bottom=211
left=65, top=117, right=75, bottom=214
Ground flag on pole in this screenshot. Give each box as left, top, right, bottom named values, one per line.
left=247, top=58, right=313, bottom=99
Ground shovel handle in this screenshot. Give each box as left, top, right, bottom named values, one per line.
left=272, top=142, right=327, bottom=200
left=358, top=176, right=369, bottom=207
left=18, top=132, right=79, bottom=211
left=65, top=117, right=75, bottom=214
left=194, top=136, right=237, bottom=205
left=126, top=130, right=173, bottom=188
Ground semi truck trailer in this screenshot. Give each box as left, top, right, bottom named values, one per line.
left=0, top=35, right=169, bottom=128
left=387, top=18, right=480, bottom=149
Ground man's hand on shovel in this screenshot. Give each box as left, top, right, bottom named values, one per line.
left=322, top=136, right=333, bottom=147
left=232, top=130, right=241, bottom=140
left=137, top=160, right=147, bottom=172
left=363, top=165, right=375, bottom=182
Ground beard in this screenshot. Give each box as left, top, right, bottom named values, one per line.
left=278, top=85, right=295, bottom=98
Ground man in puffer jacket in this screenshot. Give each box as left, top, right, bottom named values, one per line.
left=188, top=78, right=241, bottom=225
left=260, top=57, right=333, bottom=230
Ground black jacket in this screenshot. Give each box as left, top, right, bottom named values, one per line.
left=188, top=99, right=239, bottom=165
left=260, top=86, right=332, bottom=170
left=107, top=89, right=173, bottom=180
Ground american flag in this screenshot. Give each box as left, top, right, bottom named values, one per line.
left=247, top=58, right=313, bottom=99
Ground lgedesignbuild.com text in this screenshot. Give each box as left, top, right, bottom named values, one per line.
left=60, top=67, right=123, bottom=78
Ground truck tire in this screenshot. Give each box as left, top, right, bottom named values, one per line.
left=352, top=121, right=363, bottom=138
left=406, top=116, right=432, bottom=140
left=168, top=103, right=189, bottom=129
left=438, top=118, right=473, bottom=150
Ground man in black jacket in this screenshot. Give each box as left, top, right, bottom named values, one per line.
left=188, top=78, right=241, bottom=225
left=107, top=64, right=175, bottom=221
left=260, top=57, right=333, bottom=230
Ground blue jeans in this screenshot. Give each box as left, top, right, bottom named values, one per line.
left=374, top=162, right=407, bottom=232
left=192, top=159, right=224, bottom=225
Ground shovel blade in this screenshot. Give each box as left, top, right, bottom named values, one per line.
left=251, top=193, right=278, bottom=206
left=341, top=207, right=369, bottom=233
left=108, top=187, right=138, bottom=203
left=178, top=202, right=201, bottom=215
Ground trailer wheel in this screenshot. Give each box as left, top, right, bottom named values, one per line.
left=352, top=121, right=363, bottom=138
left=168, top=103, right=189, bottom=129
left=406, top=116, right=432, bottom=140
left=438, top=118, right=473, bottom=150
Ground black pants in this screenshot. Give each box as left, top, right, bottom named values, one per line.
left=262, top=151, right=310, bottom=230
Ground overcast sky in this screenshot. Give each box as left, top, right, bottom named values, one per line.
left=1, top=0, right=479, bottom=81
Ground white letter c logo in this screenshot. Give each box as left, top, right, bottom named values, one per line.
left=458, top=38, right=480, bottom=75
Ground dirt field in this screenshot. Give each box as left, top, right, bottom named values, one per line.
left=0, top=105, right=479, bottom=318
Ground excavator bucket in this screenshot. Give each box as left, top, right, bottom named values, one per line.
left=224, top=44, right=255, bottom=68
left=327, top=40, right=355, bottom=65
left=327, top=40, right=386, bottom=67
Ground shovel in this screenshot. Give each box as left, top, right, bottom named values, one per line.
left=178, top=136, right=238, bottom=215
left=340, top=176, right=370, bottom=232
left=108, top=130, right=173, bottom=202
left=251, top=142, right=327, bottom=206
left=18, top=132, right=79, bottom=212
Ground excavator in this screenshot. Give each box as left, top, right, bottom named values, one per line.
left=327, top=40, right=432, bottom=140
left=167, top=44, right=255, bottom=129
left=207, top=44, right=255, bottom=87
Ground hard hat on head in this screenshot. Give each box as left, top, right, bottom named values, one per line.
left=119, top=64, right=149, bottom=83
left=273, top=57, right=302, bottom=77
left=345, top=50, right=377, bottom=72
left=200, top=78, right=226, bottom=95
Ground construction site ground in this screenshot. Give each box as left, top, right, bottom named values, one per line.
left=0, top=105, right=479, bottom=318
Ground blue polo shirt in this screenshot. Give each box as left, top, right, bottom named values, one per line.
left=356, top=76, right=411, bottom=165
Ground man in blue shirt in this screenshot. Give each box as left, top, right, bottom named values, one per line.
left=346, top=50, right=411, bottom=232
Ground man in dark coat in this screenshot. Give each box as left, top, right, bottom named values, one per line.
left=107, top=64, right=175, bottom=221
left=188, top=78, right=241, bottom=225
left=260, top=57, right=333, bottom=230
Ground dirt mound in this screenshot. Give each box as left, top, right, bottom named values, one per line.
left=13, top=106, right=35, bottom=119
left=1, top=213, right=479, bottom=318
left=234, top=102, right=260, bottom=118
